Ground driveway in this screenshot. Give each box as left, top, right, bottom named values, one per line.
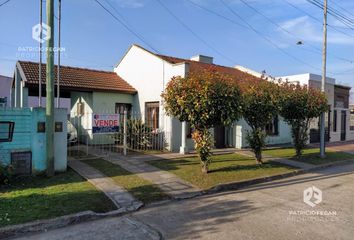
left=326, top=141, right=354, bottom=154
left=14, top=163, right=354, bottom=240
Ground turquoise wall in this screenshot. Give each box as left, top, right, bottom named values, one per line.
left=0, top=107, right=67, bottom=174
left=0, top=108, right=31, bottom=166
left=70, top=91, right=135, bottom=145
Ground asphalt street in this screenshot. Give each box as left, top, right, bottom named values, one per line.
left=13, top=163, right=354, bottom=240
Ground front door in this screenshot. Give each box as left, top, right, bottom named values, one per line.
left=214, top=125, right=225, bottom=148
left=341, top=111, right=346, bottom=141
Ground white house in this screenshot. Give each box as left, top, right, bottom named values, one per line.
left=279, top=73, right=354, bottom=142
left=114, top=44, right=293, bottom=152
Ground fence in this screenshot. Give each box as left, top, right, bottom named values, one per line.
left=67, top=110, right=171, bottom=158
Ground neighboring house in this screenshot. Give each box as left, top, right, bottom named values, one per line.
left=279, top=73, right=354, bottom=143
left=0, top=75, right=12, bottom=107
left=12, top=61, right=137, bottom=144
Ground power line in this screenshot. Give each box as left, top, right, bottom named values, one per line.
left=329, top=0, right=354, bottom=20
left=185, top=0, right=247, bottom=29
left=218, top=0, right=323, bottom=72
left=0, top=0, right=11, bottom=7
left=239, top=0, right=354, bottom=64
left=155, top=0, right=235, bottom=64
left=284, top=0, right=354, bottom=38
left=307, top=0, right=354, bottom=30
left=93, top=0, right=159, bottom=53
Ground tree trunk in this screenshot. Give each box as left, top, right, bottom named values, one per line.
left=201, top=161, right=209, bottom=174
left=255, top=151, right=264, bottom=165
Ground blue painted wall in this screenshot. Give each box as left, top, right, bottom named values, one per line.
left=0, top=107, right=67, bottom=174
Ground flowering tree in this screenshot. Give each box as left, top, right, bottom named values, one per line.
left=279, top=82, right=329, bottom=158
left=162, top=69, right=242, bottom=173
left=240, top=79, right=280, bottom=164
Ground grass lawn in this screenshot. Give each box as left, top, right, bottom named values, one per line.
left=0, top=169, right=116, bottom=228
left=83, top=159, right=169, bottom=203
left=264, top=148, right=354, bottom=165
left=148, top=153, right=295, bottom=190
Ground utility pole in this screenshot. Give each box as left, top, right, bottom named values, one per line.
left=39, top=0, right=43, bottom=107
left=320, top=0, right=327, bottom=158
left=56, top=0, right=61, bottom=108
left=46, top=0, right=55, bottom=176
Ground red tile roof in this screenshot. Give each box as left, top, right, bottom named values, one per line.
left=18, top=61, right=137, bottom=94
left=155, top=54, right=263, bottom=82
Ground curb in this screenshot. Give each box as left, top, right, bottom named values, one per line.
left=201, top=169, right=305, bottom=196
left=175, top=158, right=354, bottom=199
left=307, top=159, right=354, bottom=171
left=0, top=202, right=143, bottom=240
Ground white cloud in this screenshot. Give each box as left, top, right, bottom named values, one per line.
left=110, top=0, right=146, bottom=8
left=279, top=16, right=354, bottom=45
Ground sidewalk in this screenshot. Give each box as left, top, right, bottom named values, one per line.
left=235, top=150, right=315, bottom=170
left=68, top=160, right=142, bottom=209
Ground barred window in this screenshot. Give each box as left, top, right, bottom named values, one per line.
left=145, top=102, right=159, bottom=130
left=265, top=115, right=279, bottom=136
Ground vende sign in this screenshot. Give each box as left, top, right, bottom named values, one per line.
left=92, top=114, right=119, bottom=134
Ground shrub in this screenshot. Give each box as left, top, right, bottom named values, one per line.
left=0, top=164, right=14, bottom=185
left=113, top=119, right=153, bottom=150
left=240, top=80, right=280, bottom=164
left=162, top=69, right=242, bottom=173
left=279, top=82, right=329, bottom=158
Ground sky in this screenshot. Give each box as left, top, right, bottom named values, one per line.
left=0, top=0, right=353, bottom=101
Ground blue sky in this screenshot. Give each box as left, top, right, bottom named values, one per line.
left=0, top=0, right=353, bottom=96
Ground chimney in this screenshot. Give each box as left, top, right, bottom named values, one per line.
left=190, top=55, right=213, bottom=64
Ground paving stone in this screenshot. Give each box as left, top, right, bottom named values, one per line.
left=68, top=160, right=139, bottom=209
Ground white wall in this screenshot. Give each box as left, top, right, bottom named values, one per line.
left=115, top=45, right=187, bottom=151
left=0, top=75, right=12, bottom=106
left=235, top=117, right=292, bottom=149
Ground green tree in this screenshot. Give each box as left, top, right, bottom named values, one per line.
left=162, top=69, right=242, bottom=173
left=241, top=80, right=280, bottom=164
left=279, top=82, right=329, bottom=158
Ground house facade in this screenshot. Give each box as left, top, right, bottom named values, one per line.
left=11, top=61, right=137, bottom=145
left=115, top=45, right=293, bottom=152
left=10, top=44, right=353, bottom=153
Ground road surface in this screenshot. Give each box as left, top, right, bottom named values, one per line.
left=14, top=163, right=354, bottom=240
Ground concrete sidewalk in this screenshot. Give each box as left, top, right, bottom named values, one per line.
left=236, top=149, right=315, bottom=170
left=13, top=216, right=161, bottom=240
left=68, top=160, right=142, bottom=209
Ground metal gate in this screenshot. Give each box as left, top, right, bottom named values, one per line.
left=68, top=111, right=170, bottom=158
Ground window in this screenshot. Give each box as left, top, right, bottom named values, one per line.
left=115, top=103, right=132, bottom=116
left=350, top=110, right=354, bottom=131
left=265, top=115, right=279, bottom=136
left=333, top=110, right=337, bottom=132
left=145, top=102, right=159, bottom=130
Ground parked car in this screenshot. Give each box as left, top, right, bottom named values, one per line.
left=67, top=121, right=78, bottom=145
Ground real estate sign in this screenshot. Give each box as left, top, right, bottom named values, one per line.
left=92, top=114, right=119, bottom=134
